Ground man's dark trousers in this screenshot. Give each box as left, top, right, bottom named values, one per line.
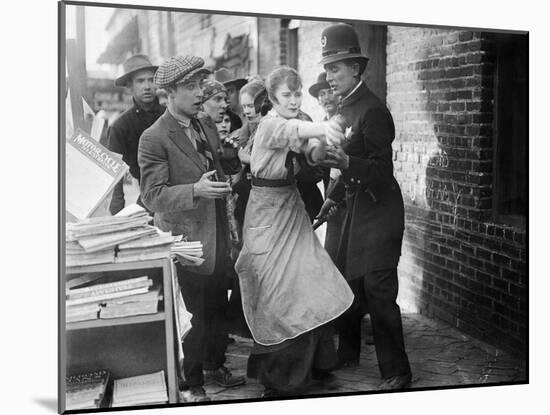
left=177, top=265, right=228, bottom=388
left=336, top=268, right=411, bottom=379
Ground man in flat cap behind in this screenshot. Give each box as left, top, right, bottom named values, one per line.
left=317, top=23, right=412, bottom=390
left=107, top=54, right=164, bottom=214
left=138, top=56, right=245, bottom=402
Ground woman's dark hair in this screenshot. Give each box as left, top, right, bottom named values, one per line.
left=266, top=66, right=302, bottom=105
left=226, top=108, right=242, bottom=133
left=239, top=80, right=266, bottom=101
left=254, top=88, right=272, bottom=116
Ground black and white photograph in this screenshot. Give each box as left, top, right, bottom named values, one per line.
left=56, top=0, right=533, bottom=412
left=4, top=0, right=544, bottom=414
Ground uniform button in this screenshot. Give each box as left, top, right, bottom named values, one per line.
left=357, top=179, right=361, bottom=184
left=350, top=178, right=355, bottom=183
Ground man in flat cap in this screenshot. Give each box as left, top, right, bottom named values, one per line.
left=107, top=54, right=164, bottom=214
left=138, top=56, right=245, bottom=402
left=317, top=23, right=412, bottom=390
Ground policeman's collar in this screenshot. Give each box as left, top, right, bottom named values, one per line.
left=341, top=80, right=363, bottom=104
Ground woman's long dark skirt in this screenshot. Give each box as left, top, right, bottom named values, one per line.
left=247, top=324, right=338, bottom=394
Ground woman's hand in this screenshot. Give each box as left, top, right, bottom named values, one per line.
left=238, top=147, right=251, bottom=165
left=310, top=138, right=327, bottom=164
left=323, top=119, right=345, bottom=146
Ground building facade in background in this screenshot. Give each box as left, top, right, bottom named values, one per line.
left=91, top=7, right=527, bottom=356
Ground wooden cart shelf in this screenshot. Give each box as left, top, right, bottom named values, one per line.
left=66, top=258, right=170, bottom=274
left=63, top=258, right=179, bottom=407
left=66, top=311, right=166, bottom=331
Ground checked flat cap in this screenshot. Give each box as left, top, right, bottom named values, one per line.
left=154, top=55, right=211, bottom=88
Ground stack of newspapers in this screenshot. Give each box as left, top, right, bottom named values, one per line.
left=66, top=206, right=155, bottom=267
left=66, top=205, right=187, bottom=267
left=65, top=369, right=111, bottom=410
left=116, top=231, right=182, bottom=263
left=171, top=241, right=204, bottom=266
left=66, top=276, right=161, bottom=323
left=111, top=371, right=168, bottom=407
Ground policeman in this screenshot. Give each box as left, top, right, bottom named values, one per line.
left=317, top=23, right=412, bottom=390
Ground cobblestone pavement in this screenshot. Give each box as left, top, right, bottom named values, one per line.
left=198, top=313, right=526, bottom=402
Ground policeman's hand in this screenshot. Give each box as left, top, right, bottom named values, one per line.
left=193, top=170, right=231, bottom=199
left=323, top=119, right=345, bottom=146
left=316, top=198, right=338, bottom=220
left=319, top=145, right=349, bottom=170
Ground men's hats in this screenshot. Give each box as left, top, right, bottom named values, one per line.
left=214, top=67, right=248, bottom=90
left=308, top=72, right=331, bottom=98
left=202, top=80, right=227, bottom=103
left=115, top=54, right=158, bottom=87
left=319, top=23, right=369, bottom=66
left=154, top=56, right=211, bottom=89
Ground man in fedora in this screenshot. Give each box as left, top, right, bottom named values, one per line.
left=309, top=72, right=345, bottom=263
left=107, top=54, right=164, bottom=214
left=214, top=67, right=247, bottom=119
left=138, top=55, right=245, bottom=402
left=309, top=71, right=339, bottom=121
left=316, top=23, right=412, bottom=390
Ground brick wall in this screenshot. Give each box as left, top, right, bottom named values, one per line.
left=386, top=27, right=527, bottom=355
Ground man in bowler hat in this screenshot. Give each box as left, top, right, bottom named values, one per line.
left=138, top=55, right=245, bottom=402
left=317, top=23, right=412, bottom=390
left=107, top=54, right=164, bottom=214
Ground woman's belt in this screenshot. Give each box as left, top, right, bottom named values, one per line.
left=251, top=175, right=294, bottom=187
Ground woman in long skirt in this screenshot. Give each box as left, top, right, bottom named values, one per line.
left=235, top=67, right=354, bottom=397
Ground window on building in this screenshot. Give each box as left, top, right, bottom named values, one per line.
left=280, top=19, right=299, bottom=70
left=288, top=27, right=298, bottom=70
left=493, top=33, right=528, bottom=223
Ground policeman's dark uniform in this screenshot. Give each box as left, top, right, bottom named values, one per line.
left=321, top=23, right=411, bottom=382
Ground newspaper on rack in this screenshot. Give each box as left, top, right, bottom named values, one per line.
left=100, top=287, right=162, bottom=319
left=66, top=205, right=158, bottom=265
left=111, top=371, right=168, bottom=407
left=65, top=276, right=160, bottom=323
left=116, top=224, right=183, bottom=263
left=171, top=240, right=204, bottom=266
